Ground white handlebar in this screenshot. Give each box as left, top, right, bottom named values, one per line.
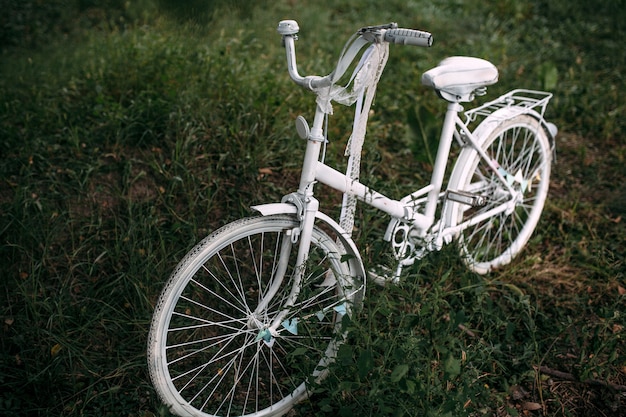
left=277, top=20, right=433, bottom=90
left=281, top=34, right=333, bottom=89
left=384, top=28, right=433, bottom=47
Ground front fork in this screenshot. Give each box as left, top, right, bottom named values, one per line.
left=250, top=195, right=320, bottom=343
left=253, top=107, right=327, bottom=338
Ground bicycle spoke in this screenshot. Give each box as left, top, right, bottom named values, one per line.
left=449, top=114, right=551, bottom=273
left=148, top=215, right=359, bottom=417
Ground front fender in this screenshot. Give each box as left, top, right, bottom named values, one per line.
left=251, top=203, right=366, bottom=293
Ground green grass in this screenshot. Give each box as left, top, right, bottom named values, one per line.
left=1, top=0, right=625, bottom=416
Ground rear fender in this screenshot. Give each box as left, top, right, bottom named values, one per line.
left=473, top=107, right=557, bottom=159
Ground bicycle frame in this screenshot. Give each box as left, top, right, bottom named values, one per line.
left=296, top=97, right=517, bottom=251
left=148, top=21, right=556, bottom=417
left=260, top=22, right=553, bottom=300
left=264, top=28, right=470, bottom=293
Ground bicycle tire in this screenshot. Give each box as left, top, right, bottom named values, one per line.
left=445, top=111, right=552, bottom=274
left=148, top=215, right=357, bottom=417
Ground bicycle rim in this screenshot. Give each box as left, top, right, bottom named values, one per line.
left=147, top=215, right=355, bottom=417
left=448, top=114, right=551, bottom=274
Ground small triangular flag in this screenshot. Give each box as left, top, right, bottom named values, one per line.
left=282, top=318, right=298, bottom=335
left=255, top=329, right=272, bottom=342
left=333, top=303, right=347, bottom=316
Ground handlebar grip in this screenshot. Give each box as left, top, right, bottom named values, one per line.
left=384, top=28, right=433, bottom=47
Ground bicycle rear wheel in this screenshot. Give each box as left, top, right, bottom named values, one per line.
left=148, top=215, right=357, bottom=417
left=446, top=111, right=552, bottom=274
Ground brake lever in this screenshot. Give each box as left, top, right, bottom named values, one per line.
left=358, top=22, right=398, bottom=43
left=358, top=22, right=398, bottom=34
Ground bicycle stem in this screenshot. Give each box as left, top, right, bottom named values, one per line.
left=297, top=107, right=326, bottom=196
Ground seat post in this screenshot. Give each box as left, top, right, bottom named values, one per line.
left=423, top=101, right=463, bottom=224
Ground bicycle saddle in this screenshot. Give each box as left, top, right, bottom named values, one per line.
left=421, top=56, right=498, bottom=102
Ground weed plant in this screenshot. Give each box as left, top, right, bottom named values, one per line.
left=1, top=0, right=625, bottom=416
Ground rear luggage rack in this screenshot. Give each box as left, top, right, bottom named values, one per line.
left=464, top=89, right=553, bottom=124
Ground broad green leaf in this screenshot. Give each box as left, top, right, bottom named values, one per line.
left=357, top=349, right=374, bottom=378
left=444, top=355, right=461, bottom=377
left=390, top=364, right=409, bottom=382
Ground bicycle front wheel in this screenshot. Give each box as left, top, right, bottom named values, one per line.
left=148, top=215, right=358, bottom=417
left=446, top=112, right=552, bottom=274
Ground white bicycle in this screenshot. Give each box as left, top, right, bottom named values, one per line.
left=148, top=20, right=557, bottom=417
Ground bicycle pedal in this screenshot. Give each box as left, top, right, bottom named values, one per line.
left=446, top=189, right=486, bottom=207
